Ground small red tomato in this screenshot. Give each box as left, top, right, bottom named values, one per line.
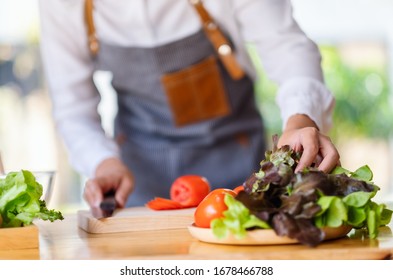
left=170, top=175, right=211, bottom=207
left=194, top=188, right=236, bottom=228
left=233, top=185, right=244, bottom=194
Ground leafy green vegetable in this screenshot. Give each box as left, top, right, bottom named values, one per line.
left=214, top=136, right=392, bottom=246
left=351, top=165, right=373, bottom=181
left=0, top=170, right=64, bottom=228
left=326, top=166, right=392, bottom=238
left=347, top=206, right=367, bottom=227
left=211, top=194, right=270, bottom=239
left=315, top=196, right=347, bottom=228
left=247, top=135, right=300, bottom=196
left=367, top=201, right=392, bottom=238
left=331, top=165, right=373, bottom=181
left=342, top=191, right=374, bottom=207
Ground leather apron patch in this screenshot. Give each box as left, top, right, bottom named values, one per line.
left=161, top=55, right=231, bottom=127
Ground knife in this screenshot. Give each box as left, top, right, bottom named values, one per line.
left=91, top=190, right=117, bottom=219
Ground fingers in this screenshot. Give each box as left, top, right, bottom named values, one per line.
left=315, top=135, right=340, bottom=173
left=83, top=170, right=134, bottom=209
left=114, top=173, right=134, bottom=208
left=280, top=127, right=340, bottom=173
left=82, top=158, right=136, bottom=209
left=294, top=128, right=320, bottom=172
left=83, top=178, right=106, bottom=208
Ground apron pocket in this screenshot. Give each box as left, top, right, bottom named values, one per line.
left=161, top=55, right=231, bottom=127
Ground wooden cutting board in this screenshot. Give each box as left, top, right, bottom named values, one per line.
left=0, top=224, right=39, bottom=250
left=77, top=206, right=196, bottom=234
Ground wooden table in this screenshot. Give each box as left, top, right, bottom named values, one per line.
left=1, top=209, right=393, bottom=260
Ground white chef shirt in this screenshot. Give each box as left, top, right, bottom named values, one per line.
left=38, top=0, right=335, bottom=178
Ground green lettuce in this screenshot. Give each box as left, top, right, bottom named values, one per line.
left=318, top=165, right=393, bottom=238
left=216, top=138, right=392, bottom=245
left=211, top=194, right=270, bottom=239
left=0, top=170, right=63, bottom=227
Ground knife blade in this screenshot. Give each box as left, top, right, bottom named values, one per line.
left=91, top=190, right=117, bottom=219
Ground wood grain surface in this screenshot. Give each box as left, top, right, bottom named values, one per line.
left=2, top=209, right=392, bottom=260
left=0, top=224, right=39, bottom=250
left=77, top=206, right=195, bottom=234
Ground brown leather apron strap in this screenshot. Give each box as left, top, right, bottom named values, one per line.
left=189, top=0, right=245, bottom=80
left=84, top=0, right=99, bottom=56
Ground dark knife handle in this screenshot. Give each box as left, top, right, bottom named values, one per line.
left=100, top=190, right=117, bottom=212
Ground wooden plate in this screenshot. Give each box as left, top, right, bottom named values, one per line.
left=187, top=224, right=352, bottom=245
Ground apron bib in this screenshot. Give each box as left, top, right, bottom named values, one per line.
left=95, top=29, right=266, bottom=206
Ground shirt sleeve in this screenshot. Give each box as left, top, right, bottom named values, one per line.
left=232, top=0, right=335, bottom=133
left=38, top=0, right=120, bottom=177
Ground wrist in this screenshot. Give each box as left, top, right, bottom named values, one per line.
left=95, top=157, right=124, bottom=176
left=284, top=114, right=319, bottom=132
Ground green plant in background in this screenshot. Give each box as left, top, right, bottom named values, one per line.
left=248, top=44, right=393, bottom=142
left=321, top=45, right=393, bottom=140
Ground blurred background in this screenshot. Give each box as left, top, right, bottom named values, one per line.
left=1, top=0, right=392, bottom=212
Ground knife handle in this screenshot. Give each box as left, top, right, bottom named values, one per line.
left=100, top=190, right=117, bottom=211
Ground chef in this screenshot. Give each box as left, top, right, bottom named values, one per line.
left=38, top=0, right=339, bottom=209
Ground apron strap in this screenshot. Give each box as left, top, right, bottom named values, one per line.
left=84, top=0, right=244, bottom=80
left=189, top=0, right=245, bottom=80
left=84, top=0, right=99, bottom=56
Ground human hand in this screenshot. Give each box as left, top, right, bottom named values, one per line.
left=278, top=114, right=340, bottom=173
left=83, top=158, right=134, bottom=209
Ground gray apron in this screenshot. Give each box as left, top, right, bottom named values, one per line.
left=95, top=29, right=266, bottom=206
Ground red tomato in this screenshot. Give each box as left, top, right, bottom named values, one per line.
left=233, top=185, right=244, bottom=194
left=170, top=175, right=211, bottom=207
left=194, top=188, right=236, bottom=228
